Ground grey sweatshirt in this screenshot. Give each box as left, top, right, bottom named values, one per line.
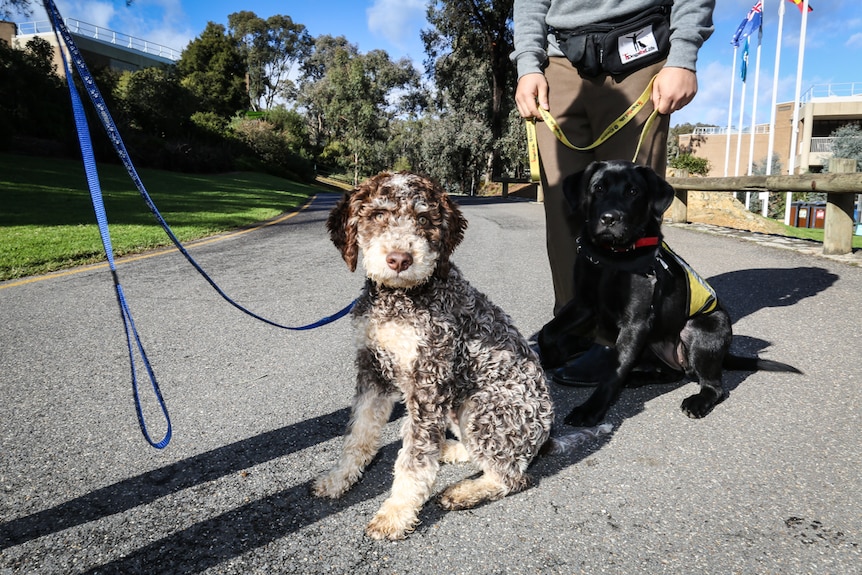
left=512, top=0, right=715, bottom=78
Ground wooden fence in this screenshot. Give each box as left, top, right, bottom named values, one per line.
left=666, top=170, right=862, bottom=256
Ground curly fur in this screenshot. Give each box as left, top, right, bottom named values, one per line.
left=313, top=171, right=554, bottom=540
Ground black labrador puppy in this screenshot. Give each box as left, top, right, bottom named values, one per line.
left=540, top=160, right=801, bottom=427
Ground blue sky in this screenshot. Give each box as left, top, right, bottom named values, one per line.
left=15, top=0, right=862, bottom=128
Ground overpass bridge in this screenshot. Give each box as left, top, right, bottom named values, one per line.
left=9, top=17, right=180, bottom=74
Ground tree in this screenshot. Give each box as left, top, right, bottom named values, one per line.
left=228, top=11, right=313, bottom=111
left=418, top=63, right=494, bottom=193
left=297, top=35, right=421, bottom=183
left=1, top=0, right=29, bottom=18
left=176, top=22, right=249, bottom=118
left=0, top=35, right=71, bottom=152
left=828, top=123, right=862, bottom=171
left=423, top=0, right=517, bottom=182
left=297, top=35, right=359, bottom=155
left=752, top=153, right=783, bottom=176
left=114, top=66, right=193, bottom=139
left=667, top=122, right=715, bottom=164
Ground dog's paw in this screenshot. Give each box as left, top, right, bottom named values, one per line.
left=439, top=439, right=470, bottom=464
left=439, top=476, right=508, bottom=510
left=563, top=405, right=604, bottom=428
left=312, top=472, right=350, bottom=499
left=365, top=502, right=418, bottom=540
left=680, top=390, right=723, bottom=419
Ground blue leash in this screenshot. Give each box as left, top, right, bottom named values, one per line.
left=44, top=0, right=355, bottom=448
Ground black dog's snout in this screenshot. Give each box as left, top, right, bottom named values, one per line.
left=599, top=211, right=621, bottom=227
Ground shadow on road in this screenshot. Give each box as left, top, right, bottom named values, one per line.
left=708, top=266, right=840, bottom=323
left=0, top=263, right=838, bottom=571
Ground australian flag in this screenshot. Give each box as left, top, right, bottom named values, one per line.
left=731, top=1, right=763, bottom=47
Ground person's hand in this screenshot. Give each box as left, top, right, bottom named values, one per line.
left=515, top=73, right=549, bottom=119
left=651, top=67, right=698, bottom=115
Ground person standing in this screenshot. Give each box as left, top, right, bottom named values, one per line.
left=512, top=0, right=715, bottom=383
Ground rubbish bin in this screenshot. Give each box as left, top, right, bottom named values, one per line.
left=790, top=202, right=809, bottom=228
left=790, top=201, right=826, bottom=229
left=810, top=202, right=826, bottom=229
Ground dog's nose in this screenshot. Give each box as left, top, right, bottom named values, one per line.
left=386, top=252, right=413, bottom=272
left=599, top=211, right=620, bottom=227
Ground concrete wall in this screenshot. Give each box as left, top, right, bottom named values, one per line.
left=680, top=98, right=862, bottom=177
left=0, top=20, right=15, bottom=45
left=680, top=104, right=795, bottom=177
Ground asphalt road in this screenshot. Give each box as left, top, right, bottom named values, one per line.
left=1, top=192, right=860, bottom=574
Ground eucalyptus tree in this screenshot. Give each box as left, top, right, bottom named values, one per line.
left=422, top=0, right=518, bottom=183
left=297, top=35, right=421, bottom=183
left=227, top=11, right=313, bottom=111
left=176, top=22, right=249, bottom=118
left=829, top=124, right=862, bottom=171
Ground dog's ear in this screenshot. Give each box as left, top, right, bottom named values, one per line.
left=436, top=192, right=467, bottom=277
left=563, top=161, right=605, bottom=214
left=327, top=186, right=368, bottom=272
left=636, top=164, right=676, bottom=221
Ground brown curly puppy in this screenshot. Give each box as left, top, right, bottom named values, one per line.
left=313, top=172, right=554, bottom=540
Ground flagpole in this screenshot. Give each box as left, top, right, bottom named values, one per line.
left=724, top=46, right=738, bottom=177
left=735, top=39, right=748, bottom=177
left=735, top=79, right=746, bottom=177
left=764, top=0, right=785, bottom=215
left=786, top=0, right=810, bottom=224
left=747, top=9, right=763, bottom=177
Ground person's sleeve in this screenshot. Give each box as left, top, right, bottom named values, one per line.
left=666, top=0, right=716, bottom=71
left=511, top=0, right=553, bottom=78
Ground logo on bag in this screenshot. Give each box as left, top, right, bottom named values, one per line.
left=618, top=24, right=658, bottom=62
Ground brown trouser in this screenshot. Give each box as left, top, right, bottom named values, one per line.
left=536, top=57, right=670, bottom=313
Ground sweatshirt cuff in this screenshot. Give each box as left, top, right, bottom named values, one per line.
left=666, top=38, right=699, bottom=72
left=514, top=50, right=547, bottom=79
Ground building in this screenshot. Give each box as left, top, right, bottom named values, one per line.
left=2, top=17, right=179, bottom=76
left=678, top=84, right=862, bottom=176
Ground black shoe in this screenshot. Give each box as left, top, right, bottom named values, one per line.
left=551, top=344, right=615, bottom=387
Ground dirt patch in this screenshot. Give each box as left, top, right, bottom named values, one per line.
left=681, top=191, right=785, bottom=234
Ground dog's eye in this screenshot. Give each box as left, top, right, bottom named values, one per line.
left=417, top=215, right=429, bottom=226
left=372, top=211, right=386, bottom=221
left=628, top=187, right=640, bottom=196
left=593, top=184, right=604, bottom=195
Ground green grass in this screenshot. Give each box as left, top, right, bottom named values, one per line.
left=0, top=153, right=322, bottom=281
left=774, top=221, right=862, bottom=249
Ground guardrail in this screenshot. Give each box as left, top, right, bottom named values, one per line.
left=666, top=172, right=862, bottom=256
left=16, top=18, right=181, bottom=61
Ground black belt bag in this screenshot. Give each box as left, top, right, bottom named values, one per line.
left=554, top=3, right=672, bottom=77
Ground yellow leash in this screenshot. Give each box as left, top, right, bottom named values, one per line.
left=526, top=75, right=660, bottom=183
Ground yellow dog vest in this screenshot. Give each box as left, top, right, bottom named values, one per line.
left=660, top=242, right=718, bottom=317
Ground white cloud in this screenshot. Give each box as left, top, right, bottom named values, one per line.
left=847, top=32, right=862, bottom=48
left=53, top=1, right=116, bottom=28
left=366, top=0, right=425, bottom=49
left=674, top=60, right=735, bottom=127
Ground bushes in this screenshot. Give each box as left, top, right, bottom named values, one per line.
left=1, top=37, right=312, bottom=178
left=231, top=115, right=313, bottom=180
left=669, top=153, right=710, bottom=176
left=0, top=37, right=73, bottom=154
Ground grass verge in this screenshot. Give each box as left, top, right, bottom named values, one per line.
left=775, top=221, right=862, bottom=249
left=0, top=153, right=321, bottom=281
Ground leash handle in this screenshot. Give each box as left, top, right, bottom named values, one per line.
left=47, top=2, right=171, bottom=449
left=525, top=75, right=659, bottom=182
